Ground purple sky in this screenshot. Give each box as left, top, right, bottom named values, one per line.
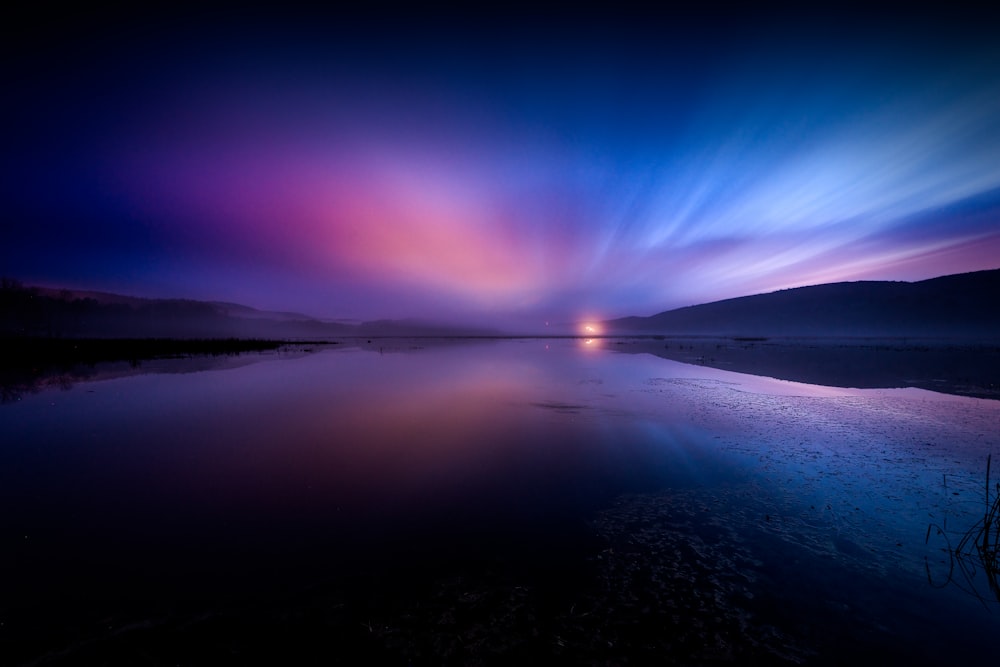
left=3, top=7, right=999, bottom=330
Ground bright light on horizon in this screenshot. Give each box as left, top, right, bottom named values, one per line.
left=4, top=11, right=999, bottom=323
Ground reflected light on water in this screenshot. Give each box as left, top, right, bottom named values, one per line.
left=576, top=319, right=605, bottom=352
left=2, top=338, right=999, bottom=664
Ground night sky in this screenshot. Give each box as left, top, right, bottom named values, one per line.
left=3, top=7, right=999, bottom=329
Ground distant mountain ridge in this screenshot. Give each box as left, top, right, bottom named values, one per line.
left=0, top=281, right=497, bottom=339
left=5, top=269, right=999, bottom=340
left=606, top=269, right=1000, bottom=338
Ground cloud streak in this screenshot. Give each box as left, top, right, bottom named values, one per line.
left=2, top=9, right=998, bottom=328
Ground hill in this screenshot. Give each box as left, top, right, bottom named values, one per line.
left=605, top=269, right=1000, bottom=339
left=0, top=281, right=497, bottom=339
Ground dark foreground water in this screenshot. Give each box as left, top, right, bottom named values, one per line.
left=2, top=338, right=998, bottom=665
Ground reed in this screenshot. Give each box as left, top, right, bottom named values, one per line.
left=926, top=454, right=1000, bottom=606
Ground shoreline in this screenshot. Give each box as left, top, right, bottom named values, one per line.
left=3, top=335, right=999, bottom=403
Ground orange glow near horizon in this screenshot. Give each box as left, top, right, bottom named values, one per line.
left=577, top=336, right=605, bottom=352
left=578, top=321, right=603, bottom=336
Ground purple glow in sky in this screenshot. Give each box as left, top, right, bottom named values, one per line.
left=2, top=7, right=999, bottom=329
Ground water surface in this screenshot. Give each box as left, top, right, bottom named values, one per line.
left=2, top=338, right=998, bottom=664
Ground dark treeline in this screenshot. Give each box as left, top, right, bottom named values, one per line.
left=0, top=279, right=503, bottom=339
left=0, top=279, right=350, bottom=340
left=0, top=279, right=305, bottom=402
left=1, top=278, right=256, bottom=338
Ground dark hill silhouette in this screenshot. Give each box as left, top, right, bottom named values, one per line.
left=0, top=280, right=499, bottom=339
left=606, top=269, right=1000, bottom=338
left=0, top=280, right=358, bottom=340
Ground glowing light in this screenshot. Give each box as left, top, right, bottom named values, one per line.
left=577, top=336, right=605, bottom=353
left=5, top=17, right=999, bottom=325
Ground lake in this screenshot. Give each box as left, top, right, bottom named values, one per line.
left=2, top=338, right=998, bottom=665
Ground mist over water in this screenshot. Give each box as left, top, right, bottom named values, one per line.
left=3, top=338, right=998, bottom=664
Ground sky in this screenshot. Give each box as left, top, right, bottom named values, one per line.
left=3, top=6, right=999, bottom=330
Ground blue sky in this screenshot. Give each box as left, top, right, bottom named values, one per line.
left=2, top=7, right=998, bottom=328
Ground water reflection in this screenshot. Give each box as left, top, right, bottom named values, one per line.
left=612, top=337, right=1000, bottom=399
left=2, top=338, right=999, bottom=664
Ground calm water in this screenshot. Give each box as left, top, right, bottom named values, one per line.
left=3, top=338, right=998, bottom=664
